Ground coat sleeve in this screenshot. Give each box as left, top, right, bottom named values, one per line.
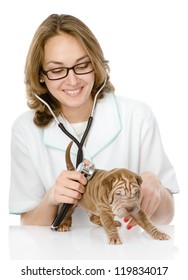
left=9, top=124, right=46, bottom=214
left=138, top=107, right=179, bottom=194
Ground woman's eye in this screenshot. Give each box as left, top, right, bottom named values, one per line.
left=51, top=68, right=66, bottom=74
left=76, top=66, right=85, bottom=70
left=76, top=62, right=90, bottom=70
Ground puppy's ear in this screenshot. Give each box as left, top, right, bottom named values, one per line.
left=136, top=175, right=143, bottom=186
left=101, top=169, right=117, bottom=188
left=101, top=169, right=117, bottom=199
left=108, top=187, right=116, bottom=205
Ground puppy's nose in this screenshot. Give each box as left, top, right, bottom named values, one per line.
left=125, top=207, right=135, bottom=213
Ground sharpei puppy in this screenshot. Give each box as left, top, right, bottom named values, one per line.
left=57, top=142, right=170, bottom=244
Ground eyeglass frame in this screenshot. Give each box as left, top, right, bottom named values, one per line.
left=41, top=61, right=94, bottom=81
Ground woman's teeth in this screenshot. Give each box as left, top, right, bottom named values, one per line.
left=65, top=89, right=80, bottom=95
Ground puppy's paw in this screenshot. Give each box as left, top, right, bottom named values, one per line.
left=114, top=220, right=122, bottom=227
left=153, top=231, right=170, bottom=240
left=57, top=223, right=71, bottom=232
left=108, top=236, right=123, bottom=245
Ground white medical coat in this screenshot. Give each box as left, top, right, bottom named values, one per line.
left=9, top=93, right=179, bottom=214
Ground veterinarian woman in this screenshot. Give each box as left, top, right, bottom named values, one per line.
left=9, top=14, right=179, bottom=229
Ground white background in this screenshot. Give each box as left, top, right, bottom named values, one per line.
left=0, top=0, right=187, bottom=278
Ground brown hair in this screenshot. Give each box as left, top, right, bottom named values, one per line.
left=25, top=14, right=115, bottom=127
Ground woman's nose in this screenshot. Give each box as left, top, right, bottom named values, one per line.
left=65, top=69, right=79, bottom=86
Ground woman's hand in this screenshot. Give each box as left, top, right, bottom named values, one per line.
left=124, top=172, right=163, bottom=229
left=138, top=172, right=162, bottom=217
left=21, top=163, right=89, bottom=226
left=49, top=170, right=88, bottom=206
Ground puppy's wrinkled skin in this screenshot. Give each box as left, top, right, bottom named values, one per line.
left=58, top=142, right=170, bottom=244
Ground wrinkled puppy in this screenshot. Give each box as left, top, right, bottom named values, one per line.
left=58, top=142, right=170, bottom=244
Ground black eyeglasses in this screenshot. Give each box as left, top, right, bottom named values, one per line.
left=42, top=61, right=94, bottom=81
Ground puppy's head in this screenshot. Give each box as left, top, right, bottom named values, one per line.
left=101, top=168, right=142, bottom=218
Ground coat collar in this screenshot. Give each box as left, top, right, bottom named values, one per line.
left=42, top=93, right=122, bottom=160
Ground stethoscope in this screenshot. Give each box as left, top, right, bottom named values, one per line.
left=35, top=78, right=107, bottom=229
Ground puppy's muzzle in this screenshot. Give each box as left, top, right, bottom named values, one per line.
left=125, top=207, right=135, bottom=213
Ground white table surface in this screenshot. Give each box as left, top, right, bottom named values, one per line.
left=9, top=208, right=178, bottom=260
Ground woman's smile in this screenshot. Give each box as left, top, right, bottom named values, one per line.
left=63, top=87, right=83, bottom=97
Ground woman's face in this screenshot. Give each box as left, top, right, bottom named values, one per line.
left=42, top=33, right=95, bottom=120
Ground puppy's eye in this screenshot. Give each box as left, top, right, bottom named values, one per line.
left=115, top=192, right=122, bottom=196
left=133, top=190, right=140, bottom=197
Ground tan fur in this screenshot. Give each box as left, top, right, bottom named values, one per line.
left=57, top=142, right=170, bottom=244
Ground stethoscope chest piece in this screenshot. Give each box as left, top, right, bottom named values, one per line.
left=76, top=162, right=95, bottom=181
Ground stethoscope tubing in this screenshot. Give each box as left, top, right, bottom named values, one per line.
left=51, top=116, right=93, bottom=230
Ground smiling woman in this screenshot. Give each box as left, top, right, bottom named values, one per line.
left=24, top=14, right=113, bottom=127
left=41, top=33, right=95, bottom=122
left=9, top=14, right=178, bottom=232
